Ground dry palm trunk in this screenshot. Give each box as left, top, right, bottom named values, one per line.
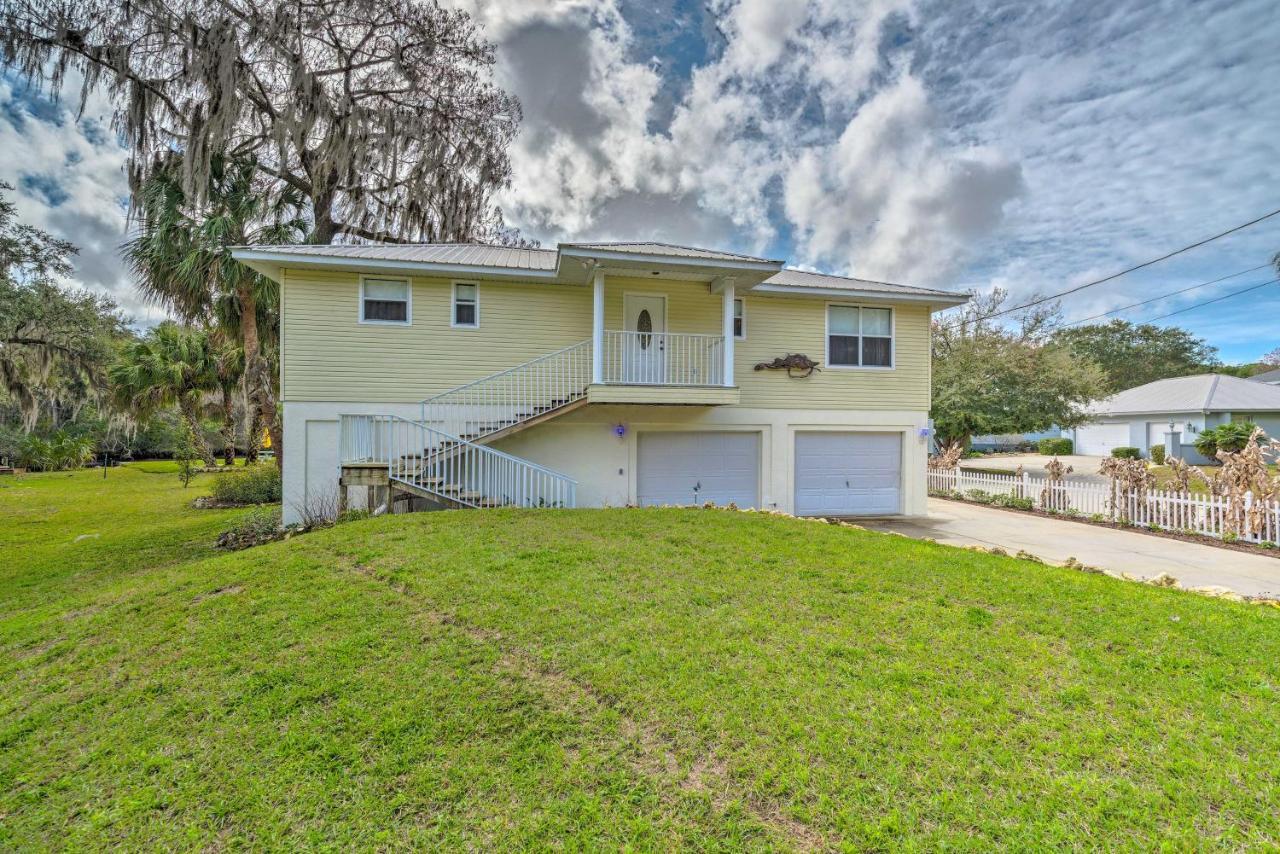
left=219, top=381, right=236, bottom=466
left=245, top=407, right=262, bottom=464
left=178, top=396, right=215, bottom=466
left=239, top=287, right=282, bottom=469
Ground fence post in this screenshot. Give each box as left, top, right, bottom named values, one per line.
left=1021, top=470, right=1031, bottom=505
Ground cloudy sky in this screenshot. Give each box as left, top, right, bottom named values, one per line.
left=3, top=0, right=1278, bottom=361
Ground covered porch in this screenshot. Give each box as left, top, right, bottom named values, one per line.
left=578, top=243, right=771, bottom=404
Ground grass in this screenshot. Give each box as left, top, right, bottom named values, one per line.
left=4, top=466, right=1280, bottom=848
left=1149, top=463, right=1279, bottom=493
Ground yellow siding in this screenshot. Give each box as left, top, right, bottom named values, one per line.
left=735, top=296, right=931, bottom=411
left=603, top=276, right=721, bottom=333
left=281, top=269, right=590, bottom=402
left=282, top=268, right=931, bottom=410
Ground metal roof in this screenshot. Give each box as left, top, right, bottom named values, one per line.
left=231, top=241, right=969, bottom=305
left=257, top=243, right=559, bottom=271
left=560, top=241, right=782, bottom=264
left=762, top=267, right=962, bottom=298
left=1248, top=367, right=1280, bottom=384
left=1092, top=374, right=1280, bottom=415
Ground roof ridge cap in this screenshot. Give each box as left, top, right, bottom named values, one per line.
left=1205, top=373, right=1222, bottom=409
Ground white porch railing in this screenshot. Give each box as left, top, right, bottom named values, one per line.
left=600, top=330, right=726, bottom=386
left=928, top=468, right=1280, bottom=545
left=340, top=414, right=577, bottom=509
left=420, top=340, right=592, bottom=439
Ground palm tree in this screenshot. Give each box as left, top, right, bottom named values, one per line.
left=125, top=154, right=304, bottom=467
left=109, top=323, right=219, bottom=466
left=208, top=329, right=244, bottom=467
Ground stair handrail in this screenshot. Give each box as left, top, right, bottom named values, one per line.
left=419, top=339, right=592, bottom=438
left=339, top=413, right=578, bottom=509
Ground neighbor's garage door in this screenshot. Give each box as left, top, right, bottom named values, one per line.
left=794, top=432, right=902, bottom=516
left=637, top=432, right=760, bottom=508
left=1075, top=422, right=1130, bottom=456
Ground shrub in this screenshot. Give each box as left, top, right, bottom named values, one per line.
left=1150, top=444, right=1166, bottom=465
left=1111, top=446, right=1141, bottom=460
left=207, top=464, right=282, bottom=505
left=1037, top=437, right=1073, bottom=456
left=964, top=489, right=994, bottom=504
left=991, top=494, right=1034, bottom=510
left=1193, top=422, right=1262, bottom=459
left=16, top=430, right=95, bottom=471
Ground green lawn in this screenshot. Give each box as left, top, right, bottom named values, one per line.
left=3, top=466, right=1280, bottom=848
left=1149, top=462, right=1279, bottom=493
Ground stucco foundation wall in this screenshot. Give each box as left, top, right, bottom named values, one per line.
left=283, top=401, right=930, bottom=524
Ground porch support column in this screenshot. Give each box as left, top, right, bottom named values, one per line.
left=721, top=280, right=735, bottom=387
left=592, top=269, right=605, bottom=385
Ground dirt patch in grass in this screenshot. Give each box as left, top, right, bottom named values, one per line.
left=190, top=584, right=244, bottom=604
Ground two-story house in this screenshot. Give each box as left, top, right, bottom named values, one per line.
left=231, top=242, right=967, bottom=524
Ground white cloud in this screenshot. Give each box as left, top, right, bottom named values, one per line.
left=0, top=73, right=158, bottom=322
left=783, top=74, right=1023, bottom=284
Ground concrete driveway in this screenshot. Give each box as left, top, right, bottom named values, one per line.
left=859, top=498, right=1280, bottom=598
left=960, top=454, right=1109, bottom=485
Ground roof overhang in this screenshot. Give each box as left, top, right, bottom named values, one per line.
left=558, top=246, right=784, bottom=289
left=230, top=248, right=564, bottom=284
left=751, top=282, right=970, bottom=309
left=230, top=244, right=969, bottom=306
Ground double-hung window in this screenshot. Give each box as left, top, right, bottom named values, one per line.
left=827, top=305, right=893, bottom=368
left=452, top=282, right=479, bottom=328
left=360, top=277, right=410, bottom=324
left=733, top=298, right=746, bottom=339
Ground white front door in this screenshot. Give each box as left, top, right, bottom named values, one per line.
left=623, top=294, right=666, bottom=383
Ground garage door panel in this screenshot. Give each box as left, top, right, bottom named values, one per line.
left=1076, top=423, right=1129, bottom=456
left=795, top=432, right=902, bottom=516
left=637, top=432, right=760, bottom=508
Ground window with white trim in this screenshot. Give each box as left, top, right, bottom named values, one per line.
left=733, top=298, right=746, bottom=339
left=828, top=305, right=892, bottom=367
left=360, top=277, right=410, bottom=324
left=452, top=282, right=478, bottom=327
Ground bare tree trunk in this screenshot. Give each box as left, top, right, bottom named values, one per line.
left=239, top=286, right=282, bottom=469
left=220, top=382, right=236, bottom=466
left=245, top=405, right=261, bottom=465
left=179, top=397, right=215, bottom=467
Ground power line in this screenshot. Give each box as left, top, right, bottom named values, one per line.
left=939, top=205, right=1280, bottom=329
left=1140, top=277, right=1279, bottom=323
left=1060, top=263, right=1272, bottom=327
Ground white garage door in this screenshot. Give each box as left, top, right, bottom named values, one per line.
left=1075, top=423, right=1130, bottom=456
left=637, top=432, right=760, bottom=508
left=794, top=432, right=902, bottom=516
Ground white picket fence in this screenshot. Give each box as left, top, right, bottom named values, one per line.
left=927, top=468, right=1280, bottom=546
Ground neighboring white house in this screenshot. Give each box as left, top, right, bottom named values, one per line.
left=1248, top=367, right=1280, bottom=386
left=230, top=241, right=968, bottom=524
left=1069, top=373, right=1280, bottom=461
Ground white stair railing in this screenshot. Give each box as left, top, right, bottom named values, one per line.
left=340, top=414, right=577, bottom=509
left=601, top=331, right=725, bottom=386
left=420, top=339, right=592, bottom=440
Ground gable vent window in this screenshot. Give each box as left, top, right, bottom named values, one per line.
left=360, top=278, right=410, bottom=324
left=452, top=283, right=479, bottom=328
left=828, top=305, right=893, bottom=368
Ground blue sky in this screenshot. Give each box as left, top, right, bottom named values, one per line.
left=2, top=0, right=1278, bottom=362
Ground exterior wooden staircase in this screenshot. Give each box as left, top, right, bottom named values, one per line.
left=340, top=341, right=593, bottom=511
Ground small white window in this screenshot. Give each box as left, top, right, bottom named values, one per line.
left=452, top=282, right=479, bottom=328
left=733, top=298, right=746, bottom=339
left=827, top=305, right=893, bottom=368
left=360, top=277, right=410, bottom=324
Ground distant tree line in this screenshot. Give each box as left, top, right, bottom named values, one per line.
left=930, top=285, right=1279, bottom=449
